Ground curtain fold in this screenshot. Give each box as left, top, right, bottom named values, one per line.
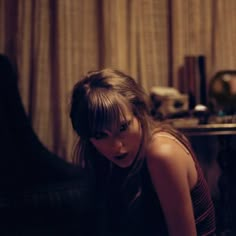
left=0, top=0, right=235, bottom=161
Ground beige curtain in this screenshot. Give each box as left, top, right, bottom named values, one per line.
left=1, top=0, right=236, bottom=161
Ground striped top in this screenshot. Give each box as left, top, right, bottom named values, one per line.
left=190, top=158, right=216, bottom=235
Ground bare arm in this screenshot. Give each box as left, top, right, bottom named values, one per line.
left=146, top=135, right=197, bottom=236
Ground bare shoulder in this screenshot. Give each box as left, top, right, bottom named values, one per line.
left=146, top=131, right=198, bottom=190
left=146, top=132, right=190, bottom=165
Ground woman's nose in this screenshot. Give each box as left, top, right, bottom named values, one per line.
left=110, top=137, right=124, bottom=149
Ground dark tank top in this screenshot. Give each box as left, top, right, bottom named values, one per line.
left=108, top=153, right=216, bottom=236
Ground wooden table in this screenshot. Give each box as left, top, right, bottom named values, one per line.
left=174, top=123, right=236, bottom=136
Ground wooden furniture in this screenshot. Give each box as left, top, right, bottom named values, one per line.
left=174, top=122, right=236, bottom=235
left=173, top=123, right=236, bottom=136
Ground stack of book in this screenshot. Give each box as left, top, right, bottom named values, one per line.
left=178, top=55, right=207, bottom=110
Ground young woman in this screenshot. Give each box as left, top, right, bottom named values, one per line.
left=69, top=68, right=216, bottom=236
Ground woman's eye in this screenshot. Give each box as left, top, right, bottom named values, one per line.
left=94, top=132, right=107, bottom=140
left=120, top=121, right=131, bottom=132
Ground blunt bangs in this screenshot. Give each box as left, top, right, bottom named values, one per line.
left=79, top=89, right=130, bottom=138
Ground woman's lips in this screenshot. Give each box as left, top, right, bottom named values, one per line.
left=114, top=153, right=128, bottom=160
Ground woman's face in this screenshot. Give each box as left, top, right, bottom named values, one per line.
left=90, top=109, right=142, bottom=168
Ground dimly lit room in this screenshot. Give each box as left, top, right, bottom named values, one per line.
left=0, top=1, right=236, bottom=235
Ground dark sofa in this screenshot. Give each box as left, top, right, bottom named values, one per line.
left=0, top=54, right=98, bottom=236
